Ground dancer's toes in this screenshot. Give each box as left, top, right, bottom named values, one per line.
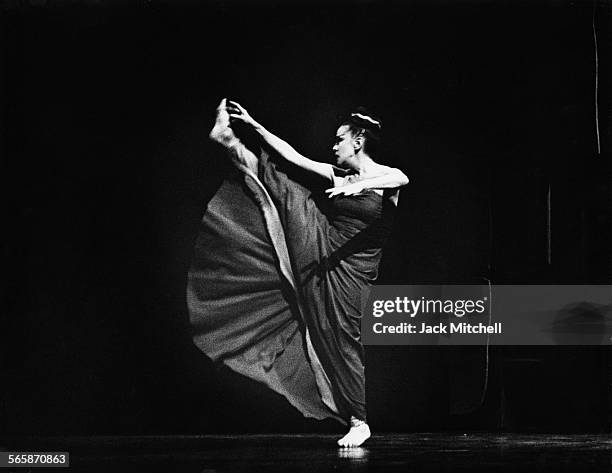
left=337, top=434, right=348, bottom=448
left=337, top=423, right=371, bottom=448
left=216, top=98, right=227, bottom=111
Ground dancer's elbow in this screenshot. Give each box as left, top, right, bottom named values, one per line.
left=394, top=169, right=409, bottom=187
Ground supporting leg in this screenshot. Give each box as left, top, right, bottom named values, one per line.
left=337, top=416, right=371, bottom=448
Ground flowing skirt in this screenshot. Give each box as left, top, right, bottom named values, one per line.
left=188, top=146, right=375, bottom=422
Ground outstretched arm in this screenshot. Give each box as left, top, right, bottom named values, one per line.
left=325, top=165, right=409, bottom=198
left=227, top=100, right=334, bottom=183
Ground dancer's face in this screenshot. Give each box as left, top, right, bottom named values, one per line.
left=333, top=125, right=360, bottom=169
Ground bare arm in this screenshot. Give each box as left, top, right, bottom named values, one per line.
left=325, top=165, right=409, bottom=198
left=354, top=167, right=409, bottom=190
left=227, top=101, right=334, bottom=182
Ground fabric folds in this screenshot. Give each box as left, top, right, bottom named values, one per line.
left=187, top=146, right=394, bottom=423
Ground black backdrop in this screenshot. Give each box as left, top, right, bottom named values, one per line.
left=2, top=0, right=611, bottom=435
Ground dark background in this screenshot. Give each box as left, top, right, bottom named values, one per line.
left=1, top=0, right=611, bottom=436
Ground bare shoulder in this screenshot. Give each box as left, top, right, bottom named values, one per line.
left=368, top=162, right=396, bottom=177
left=307, top=160, right=335, bottom=184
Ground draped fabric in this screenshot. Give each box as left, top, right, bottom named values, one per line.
left=187, top=172, right=339, bottom=422
left=187, top=146, right=394, bottom=422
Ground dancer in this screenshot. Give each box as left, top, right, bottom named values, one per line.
left=199, top=99, right=408, bottom=447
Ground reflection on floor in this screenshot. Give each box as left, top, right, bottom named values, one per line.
left=3, top=434, right=612, bottom=472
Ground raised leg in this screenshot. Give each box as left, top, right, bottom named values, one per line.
left=209, top=98, right=258, bottom=175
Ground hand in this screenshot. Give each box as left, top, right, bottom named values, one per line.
left=325, top=182, right=366, bottom=198
left=227, top=100, right=257, bottom=128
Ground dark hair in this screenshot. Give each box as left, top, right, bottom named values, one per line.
left=341, top=107, right=382, bottom=157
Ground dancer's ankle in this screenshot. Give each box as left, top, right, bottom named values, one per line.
left=209, top=125, right=237, bottom=146
left=350, top=416, right=367, bottom=428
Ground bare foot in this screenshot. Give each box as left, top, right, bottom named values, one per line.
left=209, top=98, right=238, bottom=147
left=337, top=419, right=371, bottom=448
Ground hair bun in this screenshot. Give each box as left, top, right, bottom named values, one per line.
left=350, top=111, right=381, bottom=129
left=347, top=106, right=382, bottom=132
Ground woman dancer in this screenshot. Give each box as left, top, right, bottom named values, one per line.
left=204, top=99, right=408, bottom=447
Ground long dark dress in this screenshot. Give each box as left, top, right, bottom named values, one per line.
left=187, top=145, right=395, bottom=422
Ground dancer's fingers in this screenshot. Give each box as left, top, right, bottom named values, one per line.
left=228, top=101, right=249, bottom=116
left=227, top=104, right=243, bottom=116
left=217, top=98, right=227, bottom=110
left=228, top=100, right=245, bottom=111
left=326, top=187, right=351, bottom=198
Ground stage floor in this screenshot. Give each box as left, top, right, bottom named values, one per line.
left=3, top=434, right=612, bottom=472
